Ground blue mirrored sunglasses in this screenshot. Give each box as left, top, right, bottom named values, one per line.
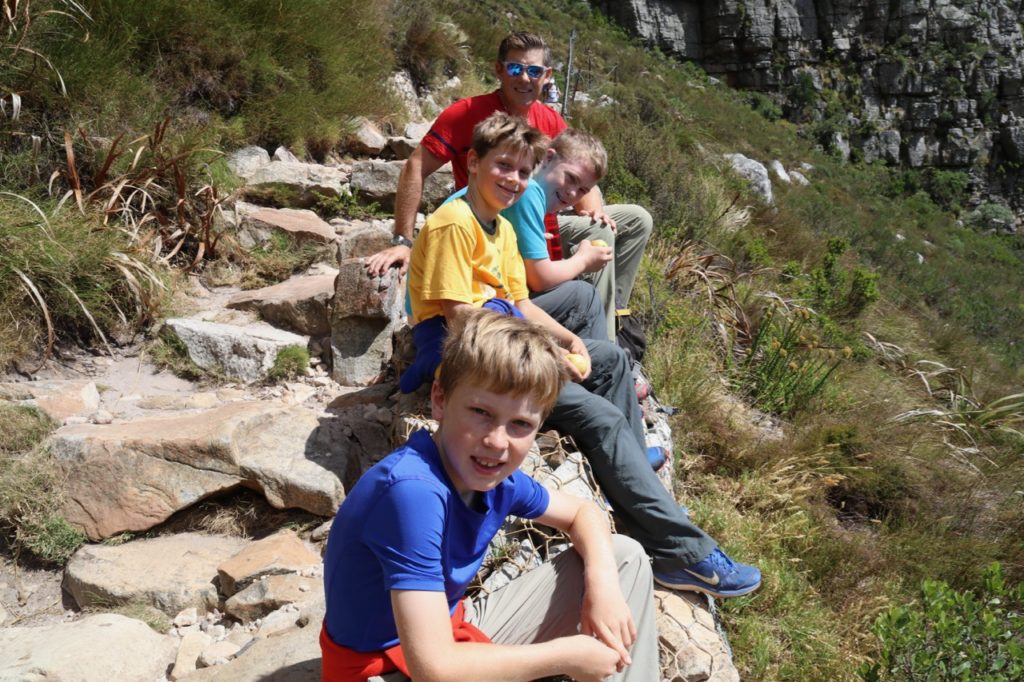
left=504, top=62, right=547, bottom=79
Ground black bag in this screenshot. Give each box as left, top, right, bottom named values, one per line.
left=615, top=312, right=647, bottom=363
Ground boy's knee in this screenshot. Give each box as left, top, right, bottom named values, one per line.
left=612, top=535, right=652, bottom=579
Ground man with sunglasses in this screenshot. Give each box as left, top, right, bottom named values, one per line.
left=366, top=31, right=653, bottom=341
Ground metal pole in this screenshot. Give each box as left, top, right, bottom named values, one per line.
left=561, top=28, right=576, bottom=119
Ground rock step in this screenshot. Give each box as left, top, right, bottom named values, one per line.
left=50, top=400, right=350, bottom=539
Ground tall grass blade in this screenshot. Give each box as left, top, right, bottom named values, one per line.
left=12, top=268, right=55, bottom=369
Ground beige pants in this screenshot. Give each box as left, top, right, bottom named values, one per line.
left=374, top=535, right=659, bottom=681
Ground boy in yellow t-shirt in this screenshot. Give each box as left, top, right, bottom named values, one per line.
left=402, top=111, right=594, bottom=391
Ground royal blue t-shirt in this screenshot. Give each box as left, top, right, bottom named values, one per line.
left=447, top=180, right=550, bottom=262
left=322, top=429, right=550, bottom=652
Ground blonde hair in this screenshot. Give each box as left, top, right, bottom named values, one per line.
left=439, top=308, right=566, bottom=415
left=471, top=112, right=549, bottom=169
left=550, top=129, right=608, bottom=181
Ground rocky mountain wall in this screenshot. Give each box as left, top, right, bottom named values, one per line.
left=593, top=0, right=1024, bottom=219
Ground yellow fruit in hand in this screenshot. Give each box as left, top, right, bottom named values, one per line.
left=590, top=239, right=609, bottom=248
left=566, top=353, right=589, bottom=375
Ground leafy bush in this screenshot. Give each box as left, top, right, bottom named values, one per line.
left=861, top=563, right=1024, bottom=681
left=736, top=307, right=845, bottom=417
left=744, top=91, right=783, bottom=122
left=268, top=346, right=310, bottom=381
left=36, top=0, right=398, bottom=150
left=967, top=203, right=1017, bottom=232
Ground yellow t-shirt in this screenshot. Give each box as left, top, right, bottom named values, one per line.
left=409, top=199, right=529, bottom=325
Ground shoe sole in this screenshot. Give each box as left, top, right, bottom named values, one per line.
left=653, top=574, right=761, bottom=599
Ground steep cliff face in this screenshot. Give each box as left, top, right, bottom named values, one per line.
left=593, top=0, right=1024, bottom=220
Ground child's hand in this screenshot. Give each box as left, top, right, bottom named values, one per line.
left=575, top=239, right=613, bottom=273
left=581, top=587, right=636, bottom=670
left=562, top=338, right=592, bottom=382
left=563, top=634, right=624, bottom=681
left=576, top=208, right=618, bottom=232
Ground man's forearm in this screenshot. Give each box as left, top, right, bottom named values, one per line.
left=393, top=156, right=425, bottom=241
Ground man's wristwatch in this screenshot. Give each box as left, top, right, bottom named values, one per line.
left=391, top=234, right=413, bottom=249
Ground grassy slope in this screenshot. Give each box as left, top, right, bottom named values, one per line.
left=3, top=1, right=1022, bottom=679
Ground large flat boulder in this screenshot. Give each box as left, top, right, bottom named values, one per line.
left=237, top=205, right=336, bottom=244
left=50, top=401, right=349, bottom=539
left=0, top=613, right=176, bottom=681
left=161, top=318, right=308, bottom=383
left=63, top=533, right=248, bottom=615
left=227, top=273, right=337, bottom=337
left=240, top=162, right=349, bottom=208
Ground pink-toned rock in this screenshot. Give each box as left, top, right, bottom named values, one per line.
left=0, top=380, right=100, bottom=422
left=241, top=206, right=336, bottom=243
left=50, top=401, right=349, bottom=539
left=225, top=573, right=321, bottom=622
left=227, top=273, right=337, bottom=336
left=217, top=530, right=320, bottom=597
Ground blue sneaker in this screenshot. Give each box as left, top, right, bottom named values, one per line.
left=647, top=446, right=667, bottom=471
left=654, top=548, right=761, bottom=598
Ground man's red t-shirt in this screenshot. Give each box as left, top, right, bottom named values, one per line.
left=420, top=92, right=569, bottom=260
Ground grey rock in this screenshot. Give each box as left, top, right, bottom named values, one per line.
left=345, top=117, right=387, bottom=156
left=723, top=153, right=773, bottom=204
left=350, top=160, right=454, bottom=211
left=330, top=258, right=407, bottom=386
left=226, top=146, right=271, bottom=180
left=64, top=533, right=248, bottom=615
left=161, top=318, right=308, bottom=383
left=769, top=159, right=791, bottom=183
left=0, top=613, right=176, bottom=681
left=387, top=70, right=422, bottom=123
left=273, top=146, right=301, bottom=164
left=241, top=162, right=348, bottom=208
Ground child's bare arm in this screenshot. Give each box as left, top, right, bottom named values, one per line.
left=514, top=299, right=592, bottom=381
left=392, top=589, right=620, bottom=682
left=523, top=239, right=612, bottom=291
left=537, top=490, right=637, bottom=667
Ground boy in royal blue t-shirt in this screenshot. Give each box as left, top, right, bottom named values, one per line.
left=321, top=308, right=659, bottom=681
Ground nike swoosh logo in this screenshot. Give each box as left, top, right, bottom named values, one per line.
left=684, top=568, right=720, bottom=585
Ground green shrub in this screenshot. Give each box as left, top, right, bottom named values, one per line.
left=744, top=91, right=783, bottom=122
left=268, top=345, right=310, bottom=381
left=967, top=203, right=1017, bottom=232
left=860, top=563, right=1024, bottom=681
left=736, top=307, right=845, bottom=417
left=38, top=0, right=398, bottom=150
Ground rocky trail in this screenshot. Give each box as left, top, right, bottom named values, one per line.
left=1, top=126, right=743, bottom=681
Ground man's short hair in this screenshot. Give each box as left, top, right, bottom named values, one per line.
left=551, top=129, right=608, bottom=182
left=471, top=112, right=549, bottom=169
left=498, top=31, right=551, bottom=66
left=439, top=308, right=566, bottom=415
